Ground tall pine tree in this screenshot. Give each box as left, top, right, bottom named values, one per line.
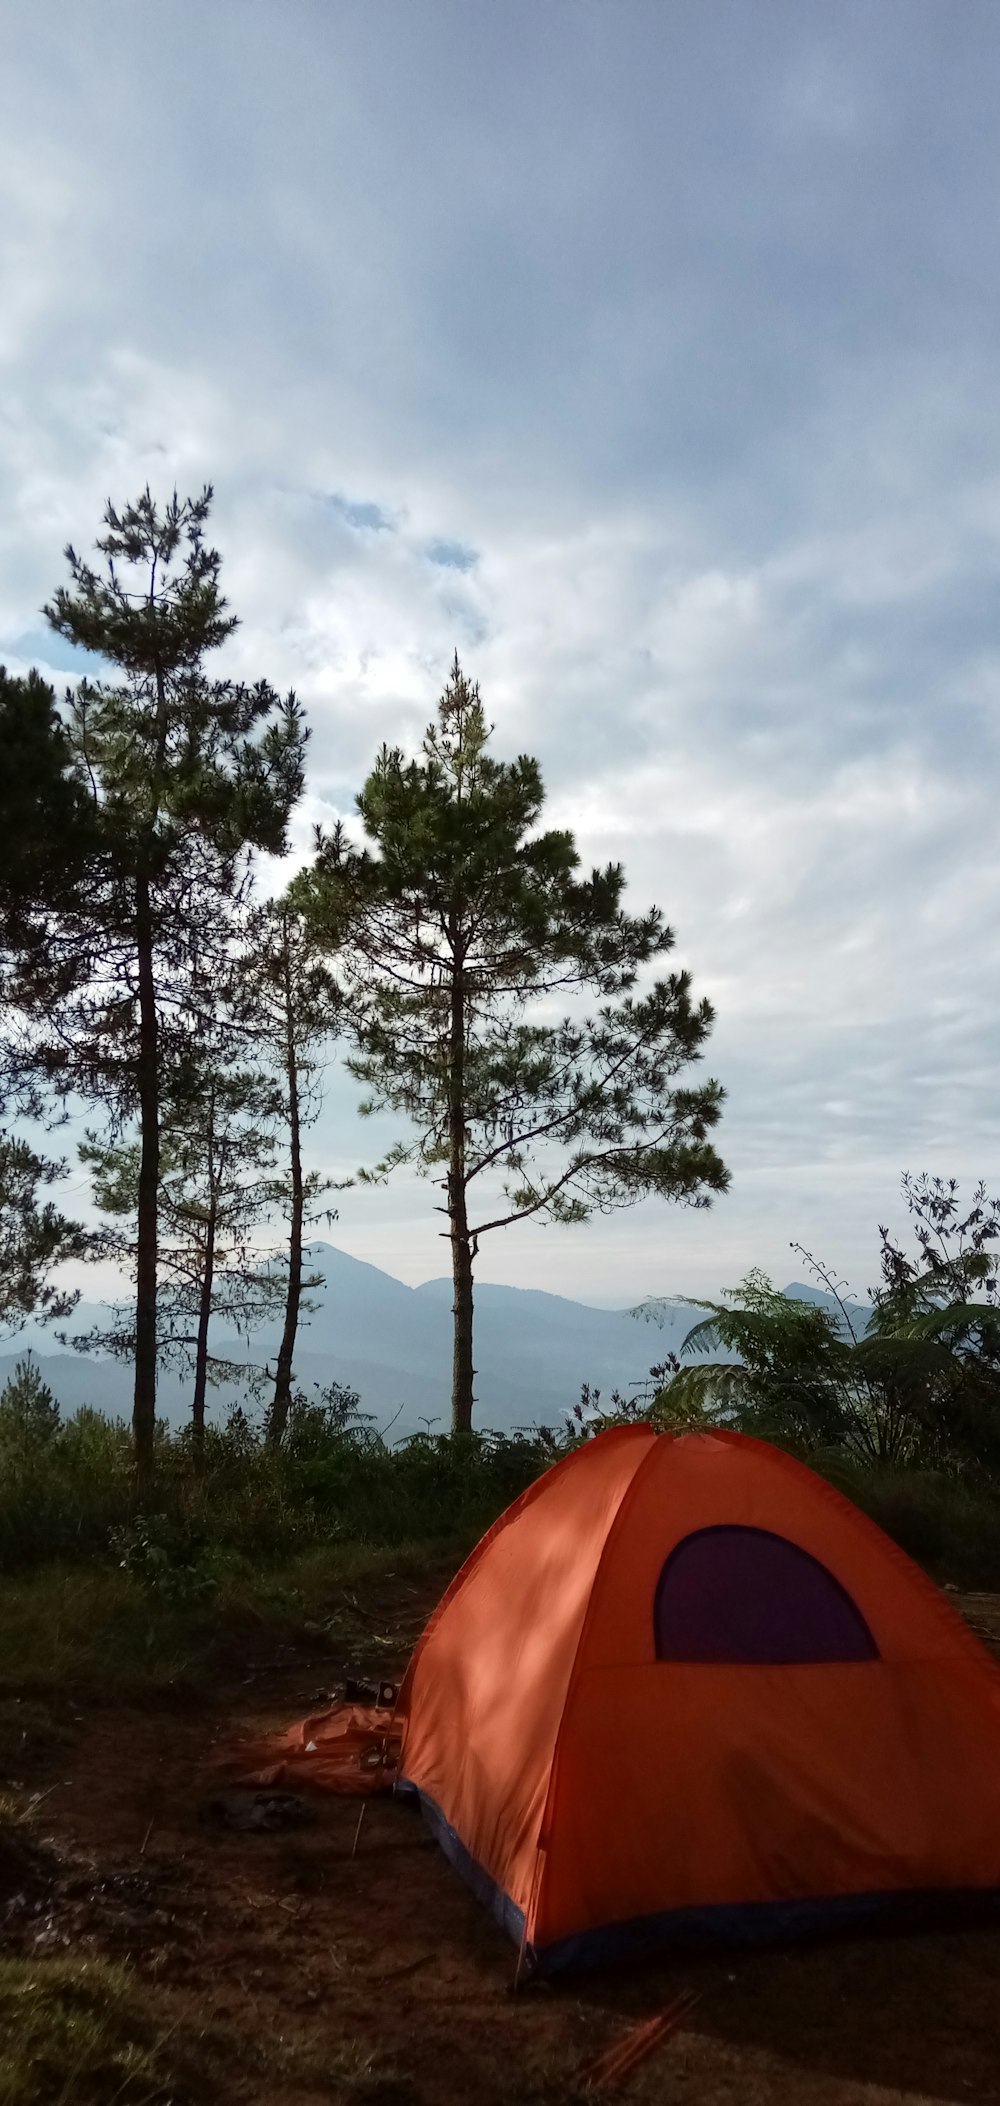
left=75, top=1063, right=283, bottom=1453
left=0, top=665, right=100, bottom=1334
left=16, top=487, right=306, bottom=1468
left=239, top=898, right=343, bottom=1447
left=297, top=657, right=728, bottom=1434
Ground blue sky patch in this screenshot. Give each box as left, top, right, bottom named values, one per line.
left=323, top=494, right=393, bottom=533
left=8, top=629, right=108, bottom=678
left=427, top=538, right=477, bottom=573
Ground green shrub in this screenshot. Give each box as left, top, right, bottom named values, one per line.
left=821, top=1457, right=1000, bottom=1589
left=0, top=1358, right=60, bottom=1455
left=0, top=1406, right=136, bottom=1569
left=0, top=1393, right=550, bottom=1579
left=1, top=1372, right=997, bottom=1599
left=109, top=1511, right=219, bottom=1608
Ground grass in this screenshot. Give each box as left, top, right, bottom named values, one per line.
left=0, top=1947, right=425, bottom=2106
left=0, top=1953, right=243, bottom=2106
left=0, top=1791, right=317, bottom=2106
left=0, top=1540, right=460, bottom=1701
left=0, top=1567, right=211, bottom=1699
left=0, top=1786, right=198, bottom=2106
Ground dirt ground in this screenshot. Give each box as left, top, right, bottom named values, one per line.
left=9, top=1577, right=1000, bottom=2106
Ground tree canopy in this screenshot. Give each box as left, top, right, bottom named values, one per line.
left=297, top=656, right=728, bottom=1432
left=633, top=1178, right=1000, bottom=1475
left=10, top=487, right=307, bottom=1467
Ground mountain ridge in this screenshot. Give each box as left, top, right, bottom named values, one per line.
left=2, top=1243, right=869, bottom=1438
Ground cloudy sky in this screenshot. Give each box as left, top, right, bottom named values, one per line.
left=4, top=0, right=1000, bottom=1308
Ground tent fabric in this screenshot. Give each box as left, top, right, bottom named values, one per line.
left=396, top=1428, right=1000, bottom=1973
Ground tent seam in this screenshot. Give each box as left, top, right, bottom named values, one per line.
left=534, top=1428, right=661, bottom=1868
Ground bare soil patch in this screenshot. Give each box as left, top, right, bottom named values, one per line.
left=5, top=1578, right=1000, bottom=2106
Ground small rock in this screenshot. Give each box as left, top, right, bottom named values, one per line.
left=199, top=1791, right=316, bottom=1834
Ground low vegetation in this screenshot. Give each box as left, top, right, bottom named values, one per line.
left=0, top=1371, right=549, bottom=1694
left=0, top=1373, right=548, bottom=1576
left=0, top=1955, right=195, bottom=2106
left=0, top=1336, right=998, bottom=1714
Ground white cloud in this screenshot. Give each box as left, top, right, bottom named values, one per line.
left=4, top=0, right=1000, bottom=1309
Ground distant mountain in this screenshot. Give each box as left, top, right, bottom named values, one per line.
left=0, top=1248, right=870, bottom=1439
left=0, top=1348, right=220, bottom=1423
left=632, top=1280, right=870, bottom=1335
left=781, top=1281, right=872, bottom=1334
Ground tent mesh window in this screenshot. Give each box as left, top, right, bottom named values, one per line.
left=653, top=1525, right=879, bottom=1664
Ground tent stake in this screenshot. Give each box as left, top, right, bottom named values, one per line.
left=512, top=1919, right=530, bottom=1994
left=351, top=1802, right=368, bottom=1859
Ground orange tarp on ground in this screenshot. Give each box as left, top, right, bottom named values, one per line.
left=229, top=1701, right=401, bottom=1796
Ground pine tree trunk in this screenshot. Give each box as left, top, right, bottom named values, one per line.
left=268, top=933, right=303, bottom=1448
left=448, top=943, right=475, bottom=1435
left=191, top=1202, right=216, bottom=1465
left=133, top=870, right=158, bottom=1474
left=450, top=1197, right=475, bottom=1436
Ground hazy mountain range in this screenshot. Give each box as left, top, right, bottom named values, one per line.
left=1, top=1244, right=870, bottom=1440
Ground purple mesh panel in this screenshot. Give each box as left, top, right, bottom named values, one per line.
left=653, top=1526, right=878, bottom=1663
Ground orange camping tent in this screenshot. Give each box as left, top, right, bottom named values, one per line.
left=395, top=1427, right=1000, bottom=1973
